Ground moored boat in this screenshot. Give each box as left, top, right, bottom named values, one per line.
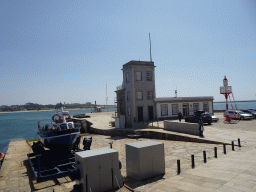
left=37, top=107, right=80, bottom=150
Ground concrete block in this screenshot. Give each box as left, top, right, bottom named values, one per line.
left=75, top=147, right=123, bottom=192
left=164, top=121, right=200, bottom=136
left=126, top=140, right=165, bottom=181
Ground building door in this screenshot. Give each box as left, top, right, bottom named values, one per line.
left=138, top=107, right=143, bottom=122
left=183, top=104, right=189, bottom=117
left=148, top=106, right=153, bottom=121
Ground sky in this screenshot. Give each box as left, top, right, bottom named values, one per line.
left=0, top=0, right=256, bottom=106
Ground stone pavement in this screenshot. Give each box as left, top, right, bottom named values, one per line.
left=85, top=112, right=116, bottom=130
left=84, top=112, right=256, bottom=191
left=0, top=140, right=32, bottom=192
left=0, top=112, right=256, bottom=191
left=143, top=143, right=256, bottom=192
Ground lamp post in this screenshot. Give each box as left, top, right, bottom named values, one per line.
left=220, top=76, right=232, bottom=123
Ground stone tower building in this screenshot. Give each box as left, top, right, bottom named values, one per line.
left=115, top=60, right=156, bottom=128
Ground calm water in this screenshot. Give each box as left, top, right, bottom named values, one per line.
left=1, top=102, right=256, bottom=154
left=0, top=108, right=116, bottom=154
left=213, top=101, right=256, bottom=110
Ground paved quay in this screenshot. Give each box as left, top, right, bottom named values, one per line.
left=0, top=112, right=256, bottom=191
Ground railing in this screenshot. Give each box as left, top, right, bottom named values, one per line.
left=116, top=84, right=124, bottom=91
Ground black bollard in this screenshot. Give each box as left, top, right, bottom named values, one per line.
left=83, top=138, right=87, bottom=151
left=238, top=138, right=241, bottom=147
left=177, top=160, right=181, bottom=174
left=223, top=144, right=226, bottom=154
left=203, top=151, right=207, bottom=163
left=109, top=142, right=113, bottom=149
left=191, top=155, right=195, bottom=168
left=214, top=147, right=217, bottom=158
left=232, top=141, right=235, bottom=151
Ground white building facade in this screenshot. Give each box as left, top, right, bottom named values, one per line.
left=155, top=97, right=214, bottom=119
left=116, top=60, right=214, bottom=128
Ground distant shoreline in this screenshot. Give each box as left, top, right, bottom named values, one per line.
left=214, top=100, right=256, bottom=103
left=0, top=107, right=115, bottom=114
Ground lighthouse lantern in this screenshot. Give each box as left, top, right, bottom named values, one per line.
left=223, top=76, right=228, bottom=86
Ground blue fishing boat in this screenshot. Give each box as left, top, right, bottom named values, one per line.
left=37, top=107, right=80, bottom=150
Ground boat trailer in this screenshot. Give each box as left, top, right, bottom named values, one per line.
left=27, top=152, right=77, bottom=182
left=27, top=137, right=92, bottom=182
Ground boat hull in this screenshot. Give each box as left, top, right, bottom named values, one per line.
left=38, top=129, right=80, bottom=149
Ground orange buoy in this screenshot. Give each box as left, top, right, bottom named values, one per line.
left=0, top=153, right=4, bottom=160
left=52, top=114, right=62, bottom=123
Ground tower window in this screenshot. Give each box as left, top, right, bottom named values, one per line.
left=147, top=91, right=153, bottom=99
left=147, top=71, right=152, bottom=81
left=127, top=91, right=130, bottom=101
left=126, top=72, right=130, bottom=83
left=135, top=71, right=142, bottom=81
left=137, top=91, right=143, bottom=100
left=127, top=107, right=131, bottom=116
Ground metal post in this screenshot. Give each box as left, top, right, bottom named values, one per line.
left=191, top=155, right=195, bottom=168
left=214, top=147, right=217, bottom=158
left=203, top=151, right=207, bottom=163
left=109, top=142, right=113, bottom=149
left=177, top=160, right=181, bottom=174
left=223, top=144, right=226, bottom=154
left=232, top=141, right=235, bottom=151
left=238, top=138, right=241, bottom=147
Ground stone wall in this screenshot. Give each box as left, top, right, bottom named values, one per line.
left=72, top=118, right=92, bottom=133
left=164, top=121, right=200, bottom=136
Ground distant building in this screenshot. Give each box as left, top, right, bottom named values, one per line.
left=85, top=102, right=92, bottom=105
left=115, top=60, right=214, bottom=128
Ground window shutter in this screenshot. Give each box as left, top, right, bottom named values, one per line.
left=147, top=71, right=152, bottom=81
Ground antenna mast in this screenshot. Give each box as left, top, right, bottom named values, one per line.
left=106, top=84, right=108, bottom=107
left=149, top=33, right=152, bottom=62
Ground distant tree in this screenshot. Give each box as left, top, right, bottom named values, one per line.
left=55, top=102, right=62, bottom=109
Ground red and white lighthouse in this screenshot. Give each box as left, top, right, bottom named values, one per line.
left=220, top=76, right=232, bottom=123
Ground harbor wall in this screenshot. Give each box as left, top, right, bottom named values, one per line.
left=163, top=121, right=200, bottom=136
left=89, top=126, right=228, bottom=145
left=72, top=118, right=92, bottom=133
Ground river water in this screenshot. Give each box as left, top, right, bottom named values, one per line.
left=1, top=102, right=256, bottom=154
left=0, top=108, right=116, bottom=154
left=213, top=101, right=256, bottom=110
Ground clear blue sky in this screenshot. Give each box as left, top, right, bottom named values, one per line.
left=0, top=0, right=255, bottom=105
